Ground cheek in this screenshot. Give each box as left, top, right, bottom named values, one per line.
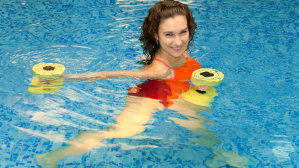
left=184, top=33, right=190, bottom=42
left=159, top=37, right=171, bottom=46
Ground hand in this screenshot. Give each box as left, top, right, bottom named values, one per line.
left=195, top=85, right=211, bottom=91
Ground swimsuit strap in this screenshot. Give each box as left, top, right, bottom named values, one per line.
left=153, top=58, right=172, bottom=68
left=153, top=53, right=185, bottom=68
left=153, top=58, right=176, bottom=80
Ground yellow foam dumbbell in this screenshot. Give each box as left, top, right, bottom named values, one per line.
left=32, top=63, right=65, bottom=80
left=28, top=63, right=65, bottom=94
left=191, top=68, right=224, bottom=86
left=181, top=68, right=224, bottom=106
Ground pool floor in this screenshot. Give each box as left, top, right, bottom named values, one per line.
left=0, top=0, right=298, bottom=167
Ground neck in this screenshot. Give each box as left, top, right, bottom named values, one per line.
left=155, top=49, right=184, bottom=67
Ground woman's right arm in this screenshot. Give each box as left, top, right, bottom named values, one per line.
left=64, top=62, right=173, bottom=81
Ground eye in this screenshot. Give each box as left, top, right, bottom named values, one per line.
left=165, top=33, right=173, bottom=37
left=181, top=30, right=188, bottom=34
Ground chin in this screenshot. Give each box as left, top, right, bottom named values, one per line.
left=163, top=48, right=186, bottom=58
left=170, top=48, right=187, bottom=57
left=171, top=50, right=185, bottom=57
left=172, top=53, right=183, bottom=58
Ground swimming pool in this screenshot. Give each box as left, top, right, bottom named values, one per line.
left=0, top=0, right=298, bottom=167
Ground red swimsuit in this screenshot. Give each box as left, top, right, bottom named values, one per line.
left=128, top=57, right=201, bottom=107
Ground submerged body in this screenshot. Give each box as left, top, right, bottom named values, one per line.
left=35, top=51, right=204, bottom=168
left=128, top=56, right=201, bottom=107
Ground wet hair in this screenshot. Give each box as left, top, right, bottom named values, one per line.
left=139, top=0, right=197, bottom=65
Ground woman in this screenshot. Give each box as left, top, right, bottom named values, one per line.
left=35, top=1, right=210, bottom=167
left=64, top=0, right=208, bottom=91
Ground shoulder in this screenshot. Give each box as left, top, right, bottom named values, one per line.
left=141, top=60, right=173, bottom=79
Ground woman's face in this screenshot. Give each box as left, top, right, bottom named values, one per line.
left=156, top=15, right=189, bottom=59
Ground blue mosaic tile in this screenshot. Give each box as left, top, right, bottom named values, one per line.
left=0, top=0, right=298, bottom=167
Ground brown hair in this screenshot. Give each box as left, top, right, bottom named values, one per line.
left=139, top=0, right=197, bottom=65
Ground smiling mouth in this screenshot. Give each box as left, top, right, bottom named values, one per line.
left=172, top=46, right=182, bottom=51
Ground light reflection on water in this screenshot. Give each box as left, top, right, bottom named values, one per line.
left=0, top=0, right=297, bottom=167
left=30, top=79, right=247, bottom=167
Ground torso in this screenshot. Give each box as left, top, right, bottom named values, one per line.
left=128, top=55, right=201, bottom=107
left=153, top=55, right=201, bottom=80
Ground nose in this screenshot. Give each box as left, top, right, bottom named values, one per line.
left=173, top=35, right=183, bottom=46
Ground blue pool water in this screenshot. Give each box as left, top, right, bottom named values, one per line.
left=0, top=0, right=298, bottom=167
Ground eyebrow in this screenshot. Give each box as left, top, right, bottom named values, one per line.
left=163, top=28, right=188, bottom=34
